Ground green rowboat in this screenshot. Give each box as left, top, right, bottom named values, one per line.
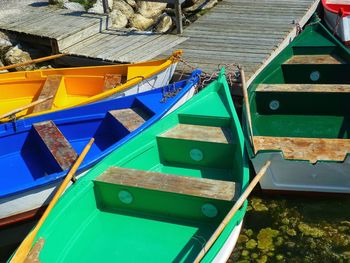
left=17, top=69, right=249, bottom=262
left=244, top=20, right=350, bottom=194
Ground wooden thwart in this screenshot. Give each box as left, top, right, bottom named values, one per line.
left=284, top=54, right=344, bottom=64
left=253, top=136, right=350, bottom=164
left=109, top=108, right=149, bottom=132
left=32, top=75, right=62, bottom=113
left=159, top=124, right=233, bottom=144
left=256, top=84, right=350, bottom=93
left=33, top=120, right=77, bottom=170
left=103, top=74, right=122, bottom=90
left=96, top=166, right=238, bottom=201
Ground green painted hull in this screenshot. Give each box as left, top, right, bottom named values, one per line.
left=245, top=20, right=350, bottom=193
left=26, top=69, right=249, bottom=262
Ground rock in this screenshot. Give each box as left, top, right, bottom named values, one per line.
left=245, top=239, right=257, bottom=250
left=281, top=218, right=290, bottom=225
left=274, top=236, right=284, bottom=246
left=251, top=253, right=259, bottom=259
left=63, top=2, right=85, bottom=11
left=237, top=234, right=249, bottom=243
left=0, top=60, right=8, bottom=73
left=241, top=250, right=249, bottom=257
left=49, top=0, right=68, bottom=5
left=251, top=198, right=268, bottom=212
left=183, top=0, right=206, bottom=13
left=201, top=0, right=218, bottom=10
left=257, top=228, right=280, bottom=251
left=257, top=255, right=268, bottom=263
left=155, top=14, right=173, bottom=33
left=110, top=9, right=128, bottom=28
left=276, top=254, right=284, bottom=261
left=0, top=31, right=16, bottom=55
left=129, top=13, right=154, bottom=31
left=113, top=0, right=134, bottom=18
left=136, top=1, right=167, bottom=18
left=298, top=223, right=325, bottom=238
left=338, top=226, right=349, bottom=232
left=285, top=241, right=296, bottom=248
left=88, top=0, right=113, bottom=13
left=125, top=0, right=137, bottom=8
left=286, top=228, right=297, bottom=236
left=4, top=46, right=34, bottom=71
left=245, top=229, right=253, bottom=237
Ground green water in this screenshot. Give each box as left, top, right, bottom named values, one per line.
left=230, top=193, right=350, bottom=263
left=1, top=193, right=350, bottom=262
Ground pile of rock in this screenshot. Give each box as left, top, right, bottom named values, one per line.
left=0, top=31, right=52, bottom=72
left=50, top=0, right=218, bottom=33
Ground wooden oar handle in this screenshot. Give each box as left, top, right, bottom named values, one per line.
left=0, top=53, right=66, bottom=72
left=194, top=161, right=271, bottom=263
left=0, top=95, right=54, bottom=120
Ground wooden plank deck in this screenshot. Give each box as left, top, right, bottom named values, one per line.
left=159, top=0, right=320, bottom=84
left=0, top=0, right=320, bottom=84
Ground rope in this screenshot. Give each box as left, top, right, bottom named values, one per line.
left=333, top=12, right=343, bottom=36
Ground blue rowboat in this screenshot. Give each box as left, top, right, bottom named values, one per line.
left=0, top=69, right=201, bottom=226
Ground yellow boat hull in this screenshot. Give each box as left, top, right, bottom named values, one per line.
left=0, top=51, right=182, bottom=121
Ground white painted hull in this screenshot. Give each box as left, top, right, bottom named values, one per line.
left=106, top=63, right=178, bottom=99
left=0, top=81, right=195, bottom=225
left=212, top=221, right=243, bottom=263
left=324, top=8, right=350, bottom=43
left=252, top=152, right=350, bottom=193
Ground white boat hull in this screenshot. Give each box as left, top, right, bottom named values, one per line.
left=212, top=221, right=243, bottom=263
left=106, top=62, right=178, bottom=99
left=252, top=152, right=350, bottom=193
left=324, top=7, right=350, bottom=43
left=0, top=69, right=199, bottom=226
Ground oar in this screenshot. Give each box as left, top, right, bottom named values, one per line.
left=0, top=95, right=54, bottom=120
left=194, top=161, right=271, bottom=263
left=0, top=53, right=66, bottom=72
left=239, top=67, right=255, bottom=153
left=10, top=138, right=95, bottom=263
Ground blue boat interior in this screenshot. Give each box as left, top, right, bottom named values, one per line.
left=0, top=72, right=200, bottom=197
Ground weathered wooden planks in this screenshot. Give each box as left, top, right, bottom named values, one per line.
left=284, top=54, right=345, bottom=64
left=253, top=136, right=350, bottom=164
left=32, top=75, right=62, bottom=113
left=109, top=108, right=149, bottom=132
left=159, top=124, right=233, bottom=144
left=256, top=84, right=350, bottom=93
left=96, top=166, right=238, bottom=201
left=33, top=120, right=77, bottom=170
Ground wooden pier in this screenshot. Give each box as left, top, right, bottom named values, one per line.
left=0, top=0, right=319, bottom=85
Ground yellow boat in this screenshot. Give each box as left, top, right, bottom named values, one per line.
left=0, top=51, right=182, bottom=121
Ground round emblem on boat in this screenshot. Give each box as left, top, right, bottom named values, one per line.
left=269, top=100, right=280, bottom=110
left=202, top=203, right=218, bottom=218
left=118, top=190, right=133, bottom=204
left=310, top=71, right=320, bottom=81
left=190, top=148, right=203, bottom=161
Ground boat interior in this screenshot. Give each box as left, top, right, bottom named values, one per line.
left=250, top=23, right=350, bottom=163
left=34, top=82, right=246, bottom=262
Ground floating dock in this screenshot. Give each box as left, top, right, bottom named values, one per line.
left=0, top=0, right=319, bottom=85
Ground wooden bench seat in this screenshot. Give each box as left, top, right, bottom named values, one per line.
left=103, top=74, right=123, bottom=90
left=95, top=167, right=238, bottom=201
left=255, top=84, right=350, bottom=93
left=109, top=108, right=150, bottom=132
left=32, top=75, right=62, bottom=113
left=159, top=124, right=233, bottom=144
left=253, top=136, right=350, bottom=164
left=33, top=120, right=77, bottom=170
left=284, top=54, right=345, bottom=65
